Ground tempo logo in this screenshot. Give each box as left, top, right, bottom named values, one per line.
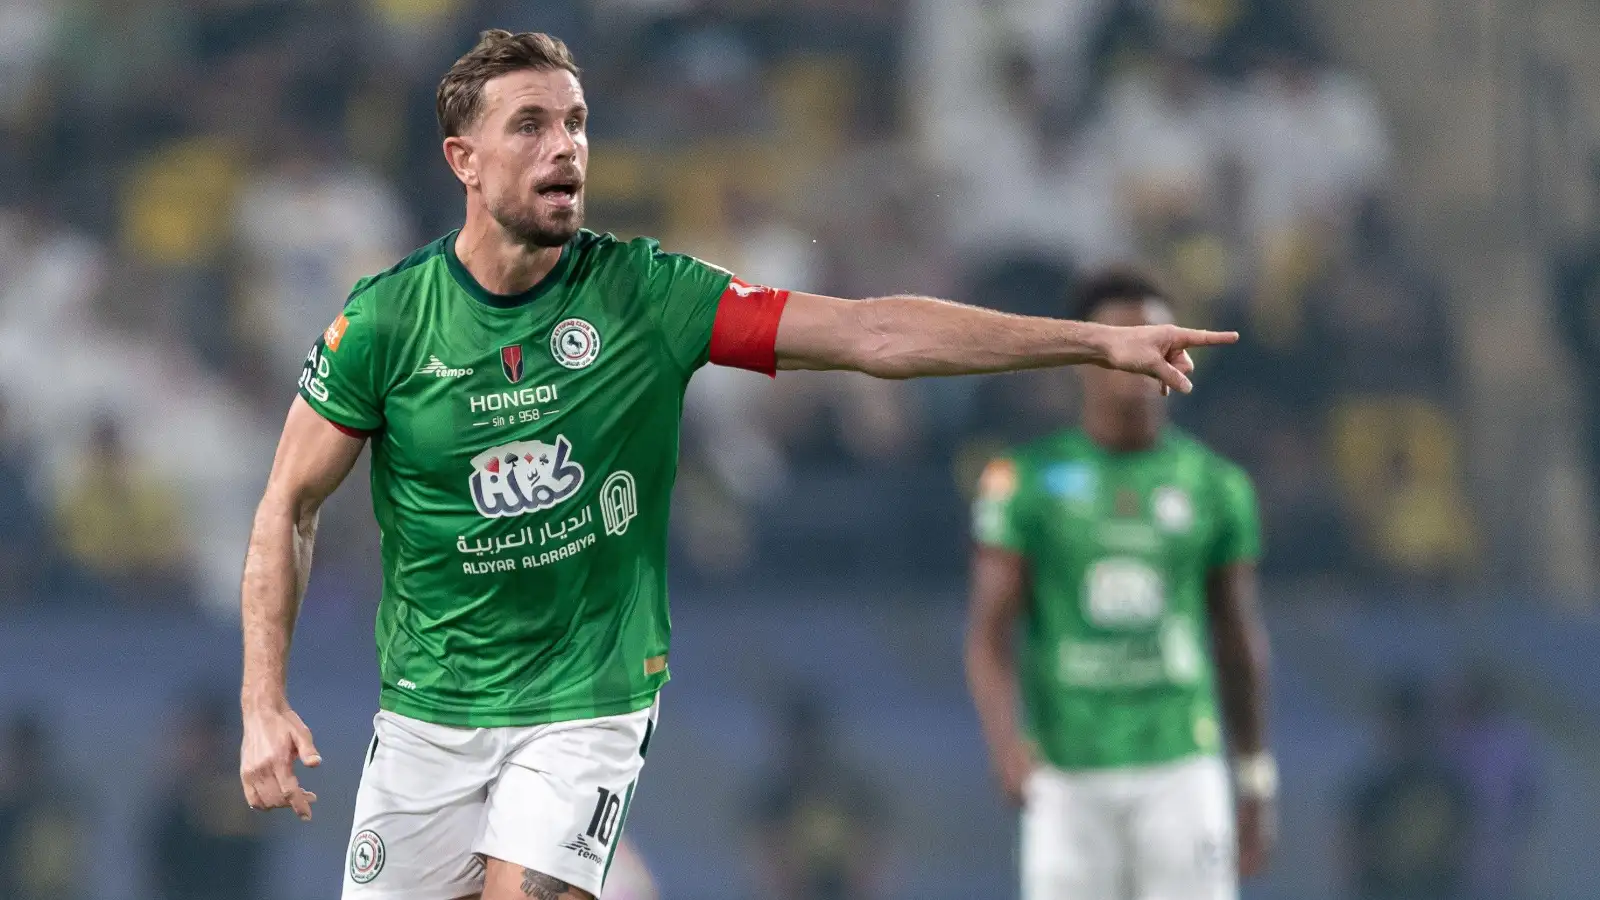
left=417, top=355, right=473, bottom=378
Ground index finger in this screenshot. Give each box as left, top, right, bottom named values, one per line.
left=1172, top=328, right=1239, bottom=347
left=273, top=764, right=316, bottom=822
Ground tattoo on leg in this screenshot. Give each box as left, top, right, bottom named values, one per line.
left=520, top=868, right=590, bottom=900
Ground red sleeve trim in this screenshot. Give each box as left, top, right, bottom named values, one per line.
left=305, top=408, right=374, bottom=438
left=708, top=277, right=790, bottom=377
left=328, top=419, right=374, bottom=435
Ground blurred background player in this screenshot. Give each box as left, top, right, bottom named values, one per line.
left=966, top=269, right=1274, bottom=900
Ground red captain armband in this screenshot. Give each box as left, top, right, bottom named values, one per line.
left=708, top=277, right=790, bottom=376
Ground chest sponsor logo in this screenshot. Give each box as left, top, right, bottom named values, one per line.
left=501, top=344, right=525, bottom=383
left=417, top=355, right=473, bottom=378
left=456, top=467, right=638, bottom=575
left=1153, top=486, right=1193, bottom=532
left=551, top=318, right=601, bottom=369
left=469, top=435, right=584, bottom=518
left=469, top=383, right=559, bottom=415
left=1057, top=619, right=1200, bottom=688
left=1083, top=557, right=1166, bottom=628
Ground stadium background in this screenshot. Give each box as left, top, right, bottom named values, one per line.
left=1, top=0, right=1597, bottom=897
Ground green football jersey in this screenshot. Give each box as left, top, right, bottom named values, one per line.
left=297, top=229, right=734, bottom=727
left=972, top=428, right=1261, bottom=770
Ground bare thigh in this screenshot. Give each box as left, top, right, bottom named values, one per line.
left=481, top=857, right=596, bottom=900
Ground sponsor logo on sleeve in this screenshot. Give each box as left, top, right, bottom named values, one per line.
left=299, top=343, right=330, bottom=402
left=550, top=318, right=600, bottom=369
left=977, top=459, right=1018, bottom=501
left=324, top=314, right=350, bottom=352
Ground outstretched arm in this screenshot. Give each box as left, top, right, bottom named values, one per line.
left=773, top=291, right=1237, bottom=392
left=239, top=397, right=366, bottom=820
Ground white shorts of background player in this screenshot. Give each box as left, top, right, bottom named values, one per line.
left=1022, top=754, right=1236, bottom=900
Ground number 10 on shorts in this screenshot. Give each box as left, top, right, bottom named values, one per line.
left=587, top=786, right=624, bottom=846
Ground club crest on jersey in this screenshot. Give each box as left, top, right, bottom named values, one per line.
left=551, top=318, right=600, bottom=369
left=501, top=344, right=524, bottom=383
left=1153, top=486, right=1194, bottom=532
left=469, top=435, right=584, bottom=518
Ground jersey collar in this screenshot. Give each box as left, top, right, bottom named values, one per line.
left=444, top=229, right=574, bottom=309
left=1075, top=425, right=1175, bottom=459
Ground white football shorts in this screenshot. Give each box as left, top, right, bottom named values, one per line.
left=1022, top=754, right=1236, bottom=900
left=341, top=698, right=658, bottom=900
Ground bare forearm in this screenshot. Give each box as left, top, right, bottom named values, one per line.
left=851, top=295, right=1109, bottom=378
left=1213, top=615, right=1270, bottom=755
left=240, top=497, right=317, bottom=709
left=965, top=625, right=1025, bottom=753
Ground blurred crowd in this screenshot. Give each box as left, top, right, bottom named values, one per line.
left=1341, top=669, right=1542, bottom=900
left=0, top=0, right=1474, bottom=607
left=1, top=689, right=272, bottom=900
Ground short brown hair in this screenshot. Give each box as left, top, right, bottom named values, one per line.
left=1070, top=266, right=1169, bottom=322
left=436, top=30, right=581, bottom=138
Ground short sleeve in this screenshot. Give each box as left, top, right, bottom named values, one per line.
left=971, top=457, right=1028, bottom=554
left=1210, top=463, right=1262, bottom=568
left=633, top=240, right=734, bottom=374
left=297, top=290, right=383, bottom=433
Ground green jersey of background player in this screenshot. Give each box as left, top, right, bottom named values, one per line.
left=235, top=29, right=1239, bottom=900
left=966, top=270, right=1276, bottom=900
